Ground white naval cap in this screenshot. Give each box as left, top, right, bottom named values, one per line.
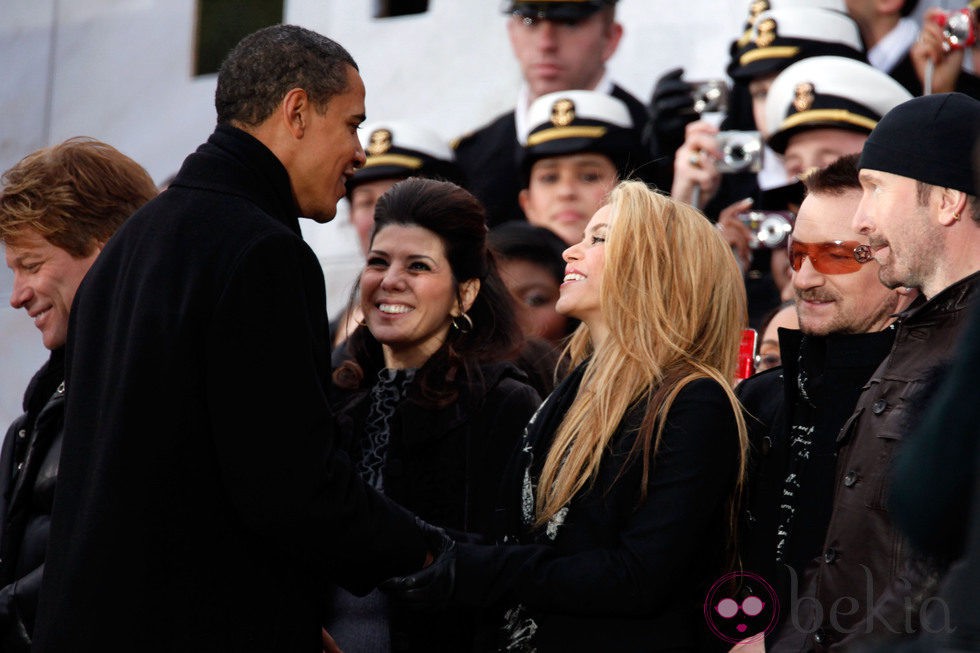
left=764, top=56, right=914, bottom=154
left=520, top=90, right=642, bottom=184
left=521, top=90, right=633, bottom=145
left=735, top=0, right=849, bottom=49
left=729, top=7, right=864, bottom=81
left=349, top=120, right=460, bottom=190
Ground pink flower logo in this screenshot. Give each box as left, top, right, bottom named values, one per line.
left=704, top=571, right=780, bottom=644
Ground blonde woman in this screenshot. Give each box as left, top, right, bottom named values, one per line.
left=388, top=180, right=750, bottom=652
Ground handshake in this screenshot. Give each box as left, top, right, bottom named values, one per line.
left=381, top=517, right=458, bottom=609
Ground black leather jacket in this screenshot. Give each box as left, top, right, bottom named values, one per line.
left=0, top=349, right=64, bottom=651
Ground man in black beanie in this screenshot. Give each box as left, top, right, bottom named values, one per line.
left=764, top=92, right=980, bottom=652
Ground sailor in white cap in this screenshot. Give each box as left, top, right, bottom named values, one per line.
left=453, top=0, right=651, bottom=228
left=764, top=55, right=913, bottom=179
left=517, top=89, right=644, bottom=245
left=673, top=7, right=866, bottom=214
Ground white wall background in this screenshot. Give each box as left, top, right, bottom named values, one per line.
left=0, top=0, right=761, bottom=427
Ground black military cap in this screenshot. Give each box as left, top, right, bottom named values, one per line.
left=505, top=0, right=617, bottom=22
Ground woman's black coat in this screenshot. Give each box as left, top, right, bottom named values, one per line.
left=457, top=370, right=742, bottom=653
left=329, top=359, right=541, bottom=651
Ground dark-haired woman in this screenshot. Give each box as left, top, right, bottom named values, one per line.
left=324, top=178, right=542, bottom=652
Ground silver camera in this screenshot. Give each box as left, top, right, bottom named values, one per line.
left=716, top=130, right=763, bottom=174
left=689, top=79, right=730, bottom=115
left=737, top=211, right=795, bottom=249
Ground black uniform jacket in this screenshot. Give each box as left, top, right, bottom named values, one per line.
left=454, top=84, right=651, bottom=228
left=32, top=125, right=426, bottom=652
left=0, top=349, right=64, bottom=652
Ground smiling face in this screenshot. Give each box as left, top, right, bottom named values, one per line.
left=854, top=167, right=942, bottom=295
left=556, top=204, right=610, bottom=338
left=520, top=153, right=618, bottom=245
left=289, top=65, right=367, bottom=223
left=783, top=129, right=868, bottom=180
left=792, top=189, right=899, bottom=335
left=506, top=11, right=622, bottom=100
left=5, top=228, right=100, bottom=350
left=360, top=224, right=474, bottom=369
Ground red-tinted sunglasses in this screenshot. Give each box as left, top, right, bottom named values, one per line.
left=787, top=237, right=874, bottom=275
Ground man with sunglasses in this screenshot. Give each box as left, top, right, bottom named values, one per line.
left=734, top=154, right=914, bottom=651
left=768, top=92, right=980, bottom=653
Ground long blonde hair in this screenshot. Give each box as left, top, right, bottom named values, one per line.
left=535, top=180, right=749, bottom=524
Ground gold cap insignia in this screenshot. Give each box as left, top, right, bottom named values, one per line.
left=793, top=82, right=815, bottom=113
left=550, top=98, right=576, bottom=127
left=747, top=0, right=770, bottom=26
left=755, top=17, right=777, bottom=48
left=367, top=128, right=393, bottom=157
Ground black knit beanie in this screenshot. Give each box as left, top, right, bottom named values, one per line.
left=858, top=92, right=980, bottom=196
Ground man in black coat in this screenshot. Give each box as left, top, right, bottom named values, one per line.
left=0, top=138, right=158, bottom=652
left=31, top=25, right=431, bottom=652
left=734, top=154, right=913, bottom=650
left=454, top=0, right=651, bottom=227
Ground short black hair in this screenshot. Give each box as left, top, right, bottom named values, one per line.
left=215, top=24, right=357, bottom=127
left=802, top=153, right=861, bottom=197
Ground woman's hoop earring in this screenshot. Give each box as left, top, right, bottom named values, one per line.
left=451, top=312, right=474, bottom=333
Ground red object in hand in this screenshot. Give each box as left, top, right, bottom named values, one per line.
left=933, top=8, right=977, bottom=51
left=736, top=328, right=758, bottom=381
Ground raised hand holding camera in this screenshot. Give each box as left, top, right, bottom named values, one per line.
left=914, top=6, right=974, bottom=94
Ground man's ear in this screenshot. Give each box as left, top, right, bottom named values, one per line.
left=601, top=21, right=624, bottom=63
left=456, top=278, right=481, bottom=315
left=937, top=187, right=969, bottom=226
left=281, top=88, right=311, bottom=139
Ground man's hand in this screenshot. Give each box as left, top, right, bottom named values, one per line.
left=648, top=67, right=699, bottom=161
left=718, top=198, right=755, bottom=274
left=381, top=518, right=457, bottom=610
left=672, top=121, right=724, bottom=209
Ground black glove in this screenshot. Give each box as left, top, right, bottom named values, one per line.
left=647, top=67, right=699, bottom=161
left=380, top=517, right=457, bottom=610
